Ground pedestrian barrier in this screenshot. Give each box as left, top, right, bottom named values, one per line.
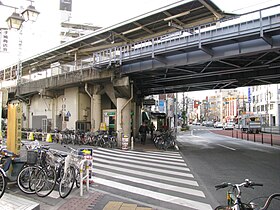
left=79, top=157, right=93, bottom=197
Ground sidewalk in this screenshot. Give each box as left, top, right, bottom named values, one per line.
left=0, top=135, right=160, bottom=210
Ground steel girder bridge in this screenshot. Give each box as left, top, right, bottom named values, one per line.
left=92, top=5, right=280, bottom=96
left=0, top=1, right=280, bottom=99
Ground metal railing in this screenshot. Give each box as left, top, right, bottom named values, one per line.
left=92, top=5, right=280, bottom=68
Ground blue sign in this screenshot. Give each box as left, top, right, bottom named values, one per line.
left=66, top=111, right=71, bottom=117
left=248, top=87, right=251, bottom=103
left=159, top=100, right=165, bottom=112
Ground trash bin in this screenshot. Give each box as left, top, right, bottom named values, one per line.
left=122, top=135, right=129, bottom=150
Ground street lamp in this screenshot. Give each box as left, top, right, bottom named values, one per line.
left=6, top=11, right=25, bottom=30
left=21, top=3, right=40, bottom=22
left=0, top=0, right=40, bottom=30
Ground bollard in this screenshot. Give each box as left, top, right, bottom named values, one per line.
left=46, top=133, right=52, bottom=143
left=271, top=133, right=273, bottom=146
left=131, top=136, right=134, bottom=150
left=80, top=158, right=94, bottom=197
left=254, top=133, right=255, bottom=142
left=236, top=130, right=238, bottom=139
left=28, top=132, right=34, bottom=141
left=232, top=130, right=233, bottom=138
left=261, top=133, right=264, bottom=144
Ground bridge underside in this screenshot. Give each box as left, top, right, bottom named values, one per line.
left=121, top=34, right=280, bottom=96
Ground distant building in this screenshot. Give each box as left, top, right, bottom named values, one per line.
left=250, top=84, right=280, bottom=126
left=60, top=22, right=101, bottom=44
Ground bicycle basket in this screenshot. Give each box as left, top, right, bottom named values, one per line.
left=27, top=150, right=37, bottom=165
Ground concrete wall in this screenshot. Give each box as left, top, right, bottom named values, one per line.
left=29, top=95, right=53, bottom=129
left=101, top=94, right=114, bottom=110
left=64, top=87, right=78, bottom=129
left=79, top=92, right=91, bottom=122
left=20, top=83, right=132, bottom=131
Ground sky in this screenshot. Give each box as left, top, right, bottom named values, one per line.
left=0, top=0, right=279, bottom=67
left=0, top=0, right=279, bottom=99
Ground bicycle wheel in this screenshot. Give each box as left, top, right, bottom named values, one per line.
left=34, top=166, right=56, bottom=197
left=17, top=166, right=40, bottom=194
left=0, top=169, right=7, bottom=198
left=59, top=166, right=75, bottom=198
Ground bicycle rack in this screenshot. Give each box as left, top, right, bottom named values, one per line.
left=79, top=157, right=93, bottom=196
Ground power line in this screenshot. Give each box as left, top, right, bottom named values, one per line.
left=231, top=0, right=275, bottom=12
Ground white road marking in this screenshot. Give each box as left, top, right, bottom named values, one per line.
left=92, top=177, right=212, bottom=210
left=217, top=144, right=236, bottom=151
left=93, top=168, right=205, bottom=197
left=93, top=156, right=192, bottom=175
left=93, top=162, right=197, bottom=186
left=96, top=148, right=185, bottom=162
left=99, top=148, right=182, bottom=158
left=92, top=153, right=188, bottom=168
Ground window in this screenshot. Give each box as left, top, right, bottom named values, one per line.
left=270, top=104, right=274, bottom=110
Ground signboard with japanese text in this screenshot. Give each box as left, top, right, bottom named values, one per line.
left=143, top=99, right=155, bottom=106
left=0, top=29, right=9, bottom=52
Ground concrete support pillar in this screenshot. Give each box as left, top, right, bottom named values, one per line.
left=116, top=98, right=131, bottom=146
left=132, top=102, right=137, bottom=140
left=135, top=104, right=141, bottom=139
left=92, top=94, right=101, bottom=131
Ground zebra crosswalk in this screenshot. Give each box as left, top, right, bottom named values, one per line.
left=91, top=148, right=212, bottom=210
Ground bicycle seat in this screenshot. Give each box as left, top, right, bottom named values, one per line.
left=12, top=157, right=25, bottom=163
left=54, top=153, right=67, bottom=158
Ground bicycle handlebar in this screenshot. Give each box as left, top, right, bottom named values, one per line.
left=215, top=182, right=229, bottom=190
left=215, top=179, right=263, bottom=191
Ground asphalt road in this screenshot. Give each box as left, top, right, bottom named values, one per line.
left=13, top=129, right=280, bottom=210
left=177, top=126, right=280, bottom=209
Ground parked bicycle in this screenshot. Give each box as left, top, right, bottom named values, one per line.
left=215, top=179, right=280, bottom=210
left=12, top=140, right=68, bottom=198
left=153, top=129, right=176, bottom=150
left=59, top=146, right=85, bottom=198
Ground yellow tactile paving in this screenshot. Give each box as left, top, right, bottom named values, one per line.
left=119, top=203, right=137, bottom=210
left=103, top=201, right=153, bottom=210
left=103, top=201, right=123, bottom=210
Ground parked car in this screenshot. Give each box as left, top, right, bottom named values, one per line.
left=223, top=122, right=235, bottom=130
left=206, top=121, right=214, bottom=127
left=214, top=122, right=224, bottom=128
left=193, top=121, right=201, bottom=126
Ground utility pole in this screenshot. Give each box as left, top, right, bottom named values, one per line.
left=186, top=95, right=188, bottom=125
left=175, top=93, right=178, bottom=136
left=182, top=92, right=185, bottom=125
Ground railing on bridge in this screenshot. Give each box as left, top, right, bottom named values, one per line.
left=0, top=5, right=280, bottom=89
left=92, top=5, right=280, bottom=68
